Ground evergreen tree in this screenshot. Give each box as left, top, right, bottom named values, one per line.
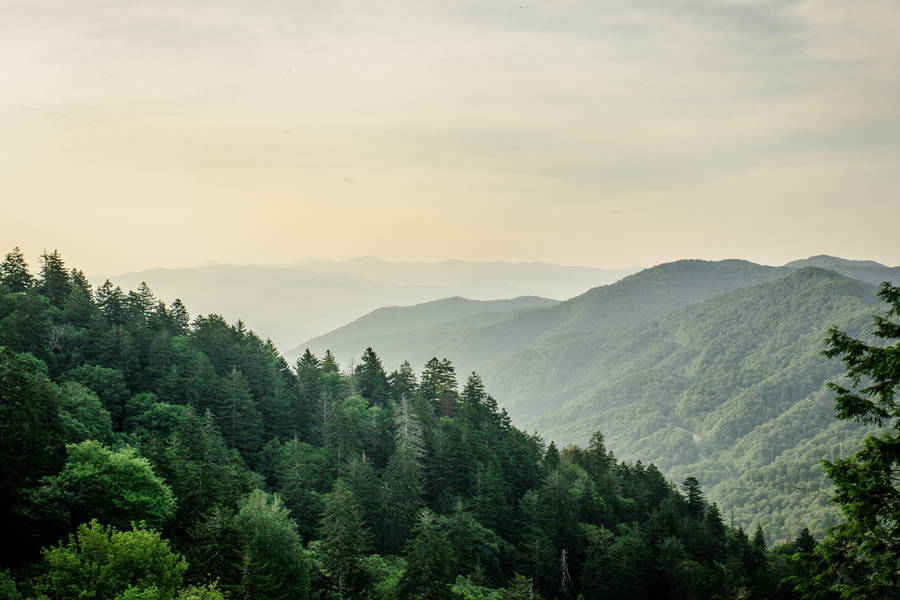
left=218, top=368, right=264, bottom=457
left=382, top=395, right=425, bottom=553
left=421, top=357, right=458, bottom=417
left=802, top=282, right=900, bottom=598
left=752, top=524, right=767, bottom=550
left=355, top=347, right=390, bottom=406
left=400, top=508, right=455, bottom=600
left=0, top=247, right=33, bottom=292
left=38, top=250, right=71, bottom=308
left=234, top=490, right=310, bottom=600
left=543, top=442, right=560, bottom=471
left=794, top=527, right=816, bottom=554
left=682, top=477, right=705, bottom=518
left=321, top=349, right=340, bottom=374
left=389, top=360, right=418, bottom=402
left=0, top=349, right=66, bottom=565
left=170, top=298, right=190, bottom=333
left=95, top=280, right=126, bottom=324
left=319, top=479, right=371, bottom=598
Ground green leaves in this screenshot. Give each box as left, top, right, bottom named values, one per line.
left=803, top=282, right=900, bottom=598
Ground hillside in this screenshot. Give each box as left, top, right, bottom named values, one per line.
left=309, top=259, right=789, bottom=373
left=104, top=259, right=634, bottom=350
left=784, top=255, right=900, bottom=286
left=493, top=268, right=880, bottom=539
left=292, top=295, right=556, bottom=364
left=0, top=248, right=808, bottom=600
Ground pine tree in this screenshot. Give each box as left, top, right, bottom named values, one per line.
left=38, top=250, right=71, bottom=307
left=218, top=368, right=264, bottom=457
left=169, top=299, right=190, bottom=333
left=381, top=395, right=425, bottom=552
left=421, top=357, right=458, bottom=417
left=802, top=282, right=900, bottom=598
left=400, top=508, right=455, bottom=600
left=319, top=479, right=371, bottom=598
left=0, top=247, right=33, bottom=292
left=355, top=347, right=389, bottom=406
left=794, top=527, right=816, bottom=554
left=682, top=477, right=705, bottom=518
left=544, top=441, right=560, bottom=471
left=69, top=269, right=91, bottom=298
left=96, top=280, right=126, bottom=324
left=752, top=524, right=766, bottom=550
left=321, top=350, right=340, bottom=374
left=125, top=282, right=156, bottom=321
left=388, top=360, right=417, bottom=402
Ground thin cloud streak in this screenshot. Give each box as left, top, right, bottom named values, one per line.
left=0, top=0, right=898, bottom=271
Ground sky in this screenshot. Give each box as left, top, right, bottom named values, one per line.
left=1, top=0, right=899, bottom=274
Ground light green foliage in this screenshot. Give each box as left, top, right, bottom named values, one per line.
left=32, top=520, right=187, bottom=600
left=27, top=440, right=175, bottom=534
left=234, top=489, right=310, bottom=600
left=173, top=584, right=226, bottom=600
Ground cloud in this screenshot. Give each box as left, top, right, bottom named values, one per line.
left=0, top=0, right=898, bottom=270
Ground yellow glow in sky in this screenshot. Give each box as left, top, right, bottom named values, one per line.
left=2, top=0, right=899, bottom=273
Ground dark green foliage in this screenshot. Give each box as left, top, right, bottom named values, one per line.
left=0, top=348, right=66, bottom=564
left=0, top=247, right=33, bottom=292
left=0, top=248, right=823, bottom=600
left=233, top=490, right=310, bottom=600
left=800, top=282, right=900, bottom=599
left=421, top=356, right=458, bottom=417
left=57, top=381, right=114, bottom=443
left=318, top=479, right=371, bottom=597
left=355, top=346, right=390, bottom=406
left=38, top=250, right=72, bottom=309
left=400, top=508, right=455, bottom=600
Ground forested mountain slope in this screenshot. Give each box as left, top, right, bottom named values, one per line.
left=311, top=259, right=789, bottom=373
left=491, top=268, right=880, bottom=539
left=291, top=295, right=556, bottom=364
left=0, top=247, right=815, bottom=600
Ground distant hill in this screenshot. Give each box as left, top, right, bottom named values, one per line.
left=783, top=255, right=900, bottom=286
left=487, top=268, right=880, bottom=539
left=101, top=259, right=636, bottom=350
left=291, top=295, right=557, bottom=364
left=304, top=257, right=895, bottom=540
left=783, top=255, right=886, bottom=269
left=310, top=259, right=790, bottom=374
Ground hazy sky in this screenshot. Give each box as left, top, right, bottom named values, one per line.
left=2, top=0, right=899, bottom=273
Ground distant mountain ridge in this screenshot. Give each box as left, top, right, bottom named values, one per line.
left=306, top=259, right=791, bottom=374
left=290, top=295, right=557, bottom=364
left=101, top=258, right=637, bottom=350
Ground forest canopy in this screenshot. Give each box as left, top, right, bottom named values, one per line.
left=0, top=247, right=879, bottom=599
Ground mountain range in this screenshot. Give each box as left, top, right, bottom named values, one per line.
left=296, top=256, right=899, bottom=540
left=101, top=259, right=638, bottom=350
